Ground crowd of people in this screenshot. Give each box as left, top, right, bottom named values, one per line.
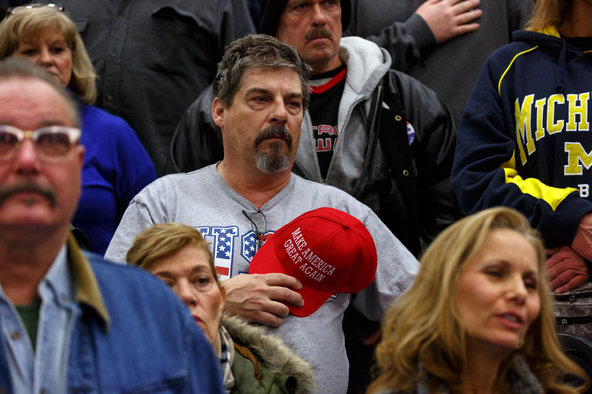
left=0, top=0, right=591, bottom=393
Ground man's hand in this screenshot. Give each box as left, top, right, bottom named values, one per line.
left=221, top=273, right=304, bottom=327
left=571, top=213, right=592, bottom=262
left=546, top=246, right=590, bottom=294
left=415, top=0, right=482, bottom=44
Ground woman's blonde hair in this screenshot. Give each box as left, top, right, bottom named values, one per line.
left=368, top=206, right=588, bottom=393
left=525, top=0, right=572, bottom=32
left=0, top=5, right=97, bottom=104
left=126, top=223, right=219, bottom=286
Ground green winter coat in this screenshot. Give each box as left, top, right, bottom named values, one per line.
left=221, top=315, right=316, bottom=394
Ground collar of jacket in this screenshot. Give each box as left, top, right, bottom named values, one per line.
left=66, top=232, right=111, bottom=330
left=414, top=355, right=542, bottom=393
left=541, top=26, right=560, bottom=38
left=221, top=314, right=315, bottom=394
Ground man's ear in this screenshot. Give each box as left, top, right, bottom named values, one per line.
left=76, top=145, right=85, bottom=168
left=211, top=97, right=225, bottom=129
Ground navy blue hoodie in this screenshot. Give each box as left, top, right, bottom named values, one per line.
left=452, top=27, right=592, bottom=247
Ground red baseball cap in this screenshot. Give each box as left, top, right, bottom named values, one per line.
left=249, top=207, right=377, bottom=317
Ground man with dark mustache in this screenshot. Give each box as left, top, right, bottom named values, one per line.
left=0, top=58, right=224, bottom=393
left=173, top=0, right=461, bottom=258
left=254, top=125, right=293, bottom=173
left=0, top=181, right=57, bottom=208
left=106, top=34, right=418, bottom=394
left=171, top=2, right=461, bottom=391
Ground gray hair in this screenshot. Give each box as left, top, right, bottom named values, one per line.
left=213, top=34, right=311, bottom=109
left=0, top=57, right=80, bottom=127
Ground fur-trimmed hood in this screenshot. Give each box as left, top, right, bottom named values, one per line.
left=221, top=314, right=316, bottom=394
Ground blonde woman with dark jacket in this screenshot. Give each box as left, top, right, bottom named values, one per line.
left=368, top=207, right=588, bottom=393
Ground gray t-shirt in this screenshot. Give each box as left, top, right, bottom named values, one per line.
left=106, top=164, right=418, bottom=394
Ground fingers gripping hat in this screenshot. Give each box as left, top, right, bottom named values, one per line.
left=249, top=207, right=377, bottom=317
left=258, top=0, right=351, bottom=36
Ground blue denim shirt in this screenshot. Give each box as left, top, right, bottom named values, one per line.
left=0, top=245, right=79, bottom=393
left=0, top=234, right=224, bottom=393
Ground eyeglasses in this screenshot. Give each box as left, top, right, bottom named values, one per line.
left=6, top=3, right=65, bottom=18
left=242, top=209, right=269, bottom=248
left=0, top=125, right=80, bottom=162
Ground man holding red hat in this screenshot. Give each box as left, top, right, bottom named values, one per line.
left=173, top=0, right=460, bottom=259
left=171, top=1, right=459, bottom=390
left=107, top=34, right=418, bottom=394
left=249, top=207, right=379, bottom=318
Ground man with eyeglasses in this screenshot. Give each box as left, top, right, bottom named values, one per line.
left=0, top=58, right=223, bottom=393
left=106, top=34, right=419, bottom=394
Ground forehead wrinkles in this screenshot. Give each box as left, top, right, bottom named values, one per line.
left=0, top=79, right=72, bottom=127
left=241, top=68, right=301, bottom=93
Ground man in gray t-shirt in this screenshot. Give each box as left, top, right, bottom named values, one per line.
left=106, top=34, right=418, bottom=394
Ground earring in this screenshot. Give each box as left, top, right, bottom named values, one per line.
left=517, top=337, right=525, bottom=349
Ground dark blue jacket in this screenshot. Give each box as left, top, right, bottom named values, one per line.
left=452, top=28, right=592, bottom=247
left=0, top=235, right=225, bottom=393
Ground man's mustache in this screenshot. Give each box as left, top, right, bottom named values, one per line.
left=305, top=27, right=333, bottom=42
left=255, top=126, right=292, bottom=148
left=0, top=181, right=57, bottom=208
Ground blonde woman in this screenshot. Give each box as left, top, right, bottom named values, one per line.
left=368, top=207, right=588, bottom=393
left=127, top=222, right=315, bottom=394
left=0, top=4, right=156, bottom=255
